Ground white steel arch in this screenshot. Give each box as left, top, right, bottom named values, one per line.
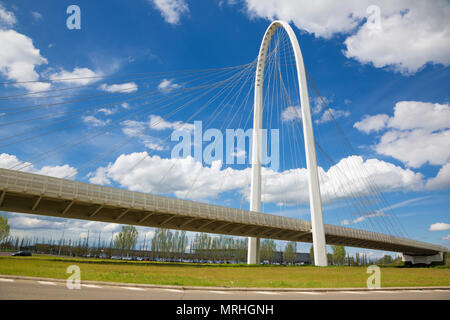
left=248, top=20, right=328, bottom=266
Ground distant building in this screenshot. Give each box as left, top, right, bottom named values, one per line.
left=272, top=252, right=311, bottom=264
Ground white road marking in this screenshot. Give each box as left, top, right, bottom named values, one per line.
left=209, top=290, right=231, bottom=294
left=164, top=289, right=184, bottom=293
left=0, top=278, right=14, bottom=282
left=295, top=291, right=323, bottom=295
left=82, top=284, right=102, bottom=288
left=338, top=291, right=368, bottom=294
left=38, top=281, right=56, bottom=286
left=409, top=290, right=448, bottom=293
left=120, top=286, right=145, bottom=291
left=256, top=291, right=279, bottom=295
left=369, top=290, right=397, bottom=294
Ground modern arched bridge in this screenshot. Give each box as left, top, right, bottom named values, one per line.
left=0, top=20, right=447, bottom=267
left=0, top=168, right=446, bottom=265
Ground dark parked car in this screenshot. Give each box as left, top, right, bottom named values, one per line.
left=12, top=251, right=32, bottom=256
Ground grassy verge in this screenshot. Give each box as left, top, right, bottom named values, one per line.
left=0, top=254, right=449, bottom=288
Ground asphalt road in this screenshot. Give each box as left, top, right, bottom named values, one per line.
left=0, top=277, right=449, bottom=300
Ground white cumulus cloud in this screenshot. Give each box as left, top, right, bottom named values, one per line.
left=0, top=4, right=17, bottom=27
left=158, top=78, right=181, bottom=92
left=8, top=216, right=64, bottom=229
left=281, top=106, right=301, bottom=122
left=0, top=7, right=99, bottom=93
left=88, top=153, right=248, bottom=201
left=315, top=108, right=350, bottom=124
left=243, top=0, right=367, bottom=38
left=344, top=1, right=450, bottom=74
left=49, top=67, right=101, bottom=86
left=88, top=153, right=425, bottom=205
left=0, top=153, right=77, bottom=178
left=426, top=163, right=450, bottom=190
left=239, top=0, right=450, bottom=74
left=355, top=101, right=450, bottom=169
left=99, top=82, right=138, bottom=93
left=0, top=29, right=50, bottom=92
left=353, top=114, right=389, bottom=134
left=428, top=223, right=450, bottom=232
left=149, top=0, right=189, bottom=25
left=149, top=114, right=193, bottom=132
left=82, top=115, right=109, bottom=127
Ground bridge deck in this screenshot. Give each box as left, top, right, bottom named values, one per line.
left=0, top=168, right=446, bottom=256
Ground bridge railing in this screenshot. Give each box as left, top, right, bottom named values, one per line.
left=0, top=168, right=309, bottom=231
left=0, top=168, right=447, bottom=254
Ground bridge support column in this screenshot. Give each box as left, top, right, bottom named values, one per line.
left=248, top=20, right=328, bottom=266
left=402, top=252, right=444, bottom=266
left=248, top=237, right=260, bottom=264
left=247, top=47, right=263, bottom=264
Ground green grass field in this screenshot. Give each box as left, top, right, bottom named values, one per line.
left=0, top=254, right=449, bottom=288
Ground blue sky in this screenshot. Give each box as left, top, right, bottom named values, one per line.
left=0, top=0, right=449, bottom=257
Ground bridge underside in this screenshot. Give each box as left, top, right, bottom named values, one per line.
left=0, top=168, right=447, bottom=257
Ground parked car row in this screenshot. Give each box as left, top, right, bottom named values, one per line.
left=8, top=251, right=308, bottom=265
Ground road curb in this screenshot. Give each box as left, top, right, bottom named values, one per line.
left=1, top=274, right=449, bottom=292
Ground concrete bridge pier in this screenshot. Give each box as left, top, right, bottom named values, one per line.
left=402, top=252, right=445, bottom=266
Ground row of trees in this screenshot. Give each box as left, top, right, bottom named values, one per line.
left=190, top=233, right=248, bottom=262
left=151, top=228, right=189, bottom=260
left=309, top=244, right=346, bottom=266
left=309, top=244, right=402, bottom=266
left=0, top=224, right=288, bottom=263
left=0, top=216, right=9, bottom=243
left=0, top=215, right=402, bottom=265
left=261, top=239, right=277, bottom=263
left=113, top=225, right=139, bottom=257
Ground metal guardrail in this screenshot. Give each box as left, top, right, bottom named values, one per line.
left=0, top=168, right=447, bottom=254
